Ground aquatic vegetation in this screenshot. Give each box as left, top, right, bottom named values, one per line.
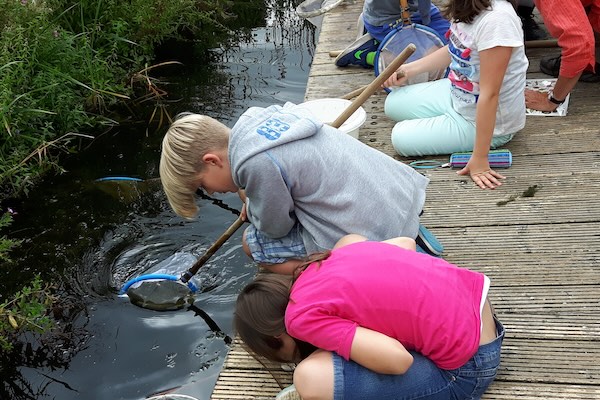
left=496, top=184, right=540, bottom=206
left=0, top=0, right=247, bottom=197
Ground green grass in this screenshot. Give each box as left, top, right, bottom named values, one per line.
left=0, top=0, right=240, bottom=197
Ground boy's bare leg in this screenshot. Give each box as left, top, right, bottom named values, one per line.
left=333, top=234, right=368, bottom=249
left=382, top=237, right=417, bottom=251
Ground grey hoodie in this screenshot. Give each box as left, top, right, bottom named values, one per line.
left=229, top=103, right=429, bottom=254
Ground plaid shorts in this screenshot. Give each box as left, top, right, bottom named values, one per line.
left=244, top=223, right=307, bottom=264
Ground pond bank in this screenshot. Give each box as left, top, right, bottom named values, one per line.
left=1, top=1, right=317, bottom=399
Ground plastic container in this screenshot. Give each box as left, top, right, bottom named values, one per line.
left=300, top=98, right=367, bottom=139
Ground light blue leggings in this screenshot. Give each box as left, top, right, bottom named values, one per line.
left=384, top=79, right=514, bottom=156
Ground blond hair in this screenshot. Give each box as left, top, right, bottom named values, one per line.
left=159, top=113, right=230, bottom=218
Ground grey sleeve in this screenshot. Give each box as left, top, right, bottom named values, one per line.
left=238, top=154, right=296, bottom=239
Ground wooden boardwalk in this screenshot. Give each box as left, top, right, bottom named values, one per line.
left=212, top=1, right=600, bottom=399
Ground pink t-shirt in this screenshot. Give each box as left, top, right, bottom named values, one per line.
left=285, top=241, right=486, bottom=370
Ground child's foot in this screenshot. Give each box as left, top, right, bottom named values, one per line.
left=275, top=384, right=301, bottom=400
left=280, top=362, right=296, bottom=372
left=416, top=224, right=444, bottom=256
left=334, top=33, right=378, bottom=68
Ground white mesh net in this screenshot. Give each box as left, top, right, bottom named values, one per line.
left=376, top=24, right=446, bottom=85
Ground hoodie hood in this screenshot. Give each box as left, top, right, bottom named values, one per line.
left=228, top=103, right=323, bottom=186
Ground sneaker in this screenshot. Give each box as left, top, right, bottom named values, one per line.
left=415, top=224, right=444, bottom=256
left=580, top=65, right=600, bottom=83
left=540, top=55, right=600, bottom=82
left=280, top=362, right=296, bottom=372
left=517, top=6, right=548, bottom=41
left=522, top=17, right=548, bottom=41
left=539, top=55, right=561, bottom=77
left=334, top=33, right=378, bottom=68
left=275, top=384, right=301, bottom=400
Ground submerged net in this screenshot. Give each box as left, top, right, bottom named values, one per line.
left=375, top=24, right=447, bottom=86
left=120, top=252, right=200, bottom=311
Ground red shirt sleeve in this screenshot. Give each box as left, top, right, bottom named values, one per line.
left=535, top=0, right=596, bottom=77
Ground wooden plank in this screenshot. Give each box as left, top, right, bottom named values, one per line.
left=484, top=381, right=600, bottom=399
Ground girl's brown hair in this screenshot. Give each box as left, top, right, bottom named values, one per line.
left=442, top=0, right=517, bottom=24
left=234, top=252, right=331, bottom=362
left=234, top=273, right=293, bottom=362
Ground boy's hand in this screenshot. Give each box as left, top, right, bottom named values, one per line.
left=240, top=203, right=247, bottom=221
left=457, top=156, right=505, bottom=189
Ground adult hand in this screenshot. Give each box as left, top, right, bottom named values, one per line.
left=525, top=89, right=559, bottom=112
left=457, top=156, right=505, bottom=189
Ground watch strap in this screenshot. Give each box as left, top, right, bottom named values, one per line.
left=548, top=92, right=565, bottom=105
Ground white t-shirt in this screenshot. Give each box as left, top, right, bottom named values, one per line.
left=447, top=0, right=528, bottom=136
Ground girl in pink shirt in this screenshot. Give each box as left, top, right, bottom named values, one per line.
left=235, top=234, right=504, bottom=400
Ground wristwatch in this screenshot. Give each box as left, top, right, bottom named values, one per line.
left=547, top=92, right=565, bottom=105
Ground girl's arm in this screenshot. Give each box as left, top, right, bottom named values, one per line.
left=350, top=327, right=414, bottom=374
left=383, top=45, right=451, bottom=87
left=457, top=46, right=512, bottom=189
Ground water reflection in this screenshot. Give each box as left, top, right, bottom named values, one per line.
left=2, top=1, right=316, bottom=398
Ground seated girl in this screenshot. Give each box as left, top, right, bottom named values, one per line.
left=383, top=0, right=528, bottom=189
left=234, top=234, right=504, bottom=400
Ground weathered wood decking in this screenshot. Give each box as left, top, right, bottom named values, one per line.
left=212, top=1, right=600, bottom=398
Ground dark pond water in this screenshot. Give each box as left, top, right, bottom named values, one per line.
left=2, top=2, right=317, bottom=399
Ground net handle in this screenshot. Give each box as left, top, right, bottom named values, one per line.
left=180, top=216, right=245, bottom=283
left=331, top=43, right=416, bottom=127
left=180, top=45, right=417, bottom=282
left=341, top=71, right=405, bottom=99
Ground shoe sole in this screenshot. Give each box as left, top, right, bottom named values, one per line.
left=416, top=225, right=444, bottom=256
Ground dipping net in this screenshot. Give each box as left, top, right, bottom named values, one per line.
left=375, top=23, right=447, bottom=87
left=296, top=0, right=345, bottom=19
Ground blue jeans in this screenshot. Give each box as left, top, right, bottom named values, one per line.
left=332, top=318, right=505, bottom=400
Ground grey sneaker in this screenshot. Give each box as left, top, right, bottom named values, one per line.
left=275, top=385, right=301, bottom=400
left=280, top=362, right=296, bottom=372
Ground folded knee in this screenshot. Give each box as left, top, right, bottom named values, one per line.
left=391, top=124, right=418, bottom=157
left=293, top=351, right=334, bottom=400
